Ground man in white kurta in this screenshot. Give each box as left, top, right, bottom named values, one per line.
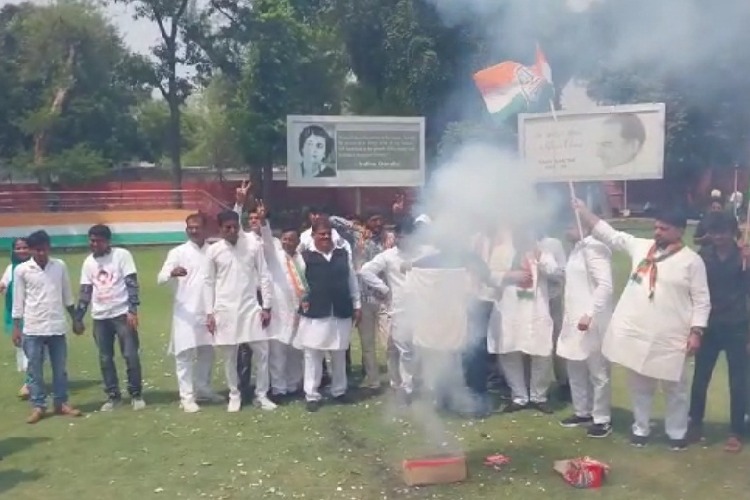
left=489, top=229, right=561, bottom=414
left=360, top=222, right=415, bottom=404
left=296, top=220, right=361, bottom=412
left=557, top=223, right=614, bottom=438
left=538, top=234, right=569, bottom=395
left=256, top=213, right=305, bottom=398
left=157, top=213, right=222, bottom=413
left=574, top=199, right=711, bottom=450
left=205, top=210, right=275, bottom=413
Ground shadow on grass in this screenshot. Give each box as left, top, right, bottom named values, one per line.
left=0, top=469, right=43, bottom=496
left=0, top=437, right=52, bottom=458
left=68, top=379, right=101, bottom=392
left=76, top=389, right=179, bottom=413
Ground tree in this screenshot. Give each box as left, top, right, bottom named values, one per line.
left=113, top=0, right=196, bottom=205
left=190, top=0, right=348, bottom=200
left=580, top=0, right=750, bottom=199
left=182, top=77, right=244, bottom=171
left=0, top=1, right=152, bottom=184
left=333, top=0, right=485, bottom=155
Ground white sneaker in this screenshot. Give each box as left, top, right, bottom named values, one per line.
left=227, top=397, right=241, bottom=413
left=180, top=400, right=201, bottom=413
left=131, top=397, right=147, bottom=411
left=100, top=398, right=121, bottom=412
left=254, top=396, right=277, bottom=411
left=197, top=392, right=225, bottom=404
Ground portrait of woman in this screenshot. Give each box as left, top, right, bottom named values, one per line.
left=298, top=125, right=337, bottom=178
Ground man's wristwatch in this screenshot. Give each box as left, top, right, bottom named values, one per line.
left=690, top=327, right=704, bottom=337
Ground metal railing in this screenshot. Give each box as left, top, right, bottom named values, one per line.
left=0, top=189, right=232, bottom=214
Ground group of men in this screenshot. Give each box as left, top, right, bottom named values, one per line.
left=9, top=225, right=145, bottom=423
left=8, top=184, right=749, bottom=454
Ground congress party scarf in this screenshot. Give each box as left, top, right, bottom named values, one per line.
left=285, top=253, right=309, bottom=302
left=630, top=242, right=683, bottom=299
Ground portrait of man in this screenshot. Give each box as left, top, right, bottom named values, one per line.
left=298, top=125, right=337, bottom=179
left=596, top=113, right=647, bottom=169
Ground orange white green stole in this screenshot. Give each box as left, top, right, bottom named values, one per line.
left=630, top=242, right=684, bottom=299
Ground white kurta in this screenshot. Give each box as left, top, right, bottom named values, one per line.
left=359, top=246, right=410, bottom=341
left=204, top=233, right=273, bottom=346
left=259, top=224, right=303, bottom=344
left=405, top=268, right=470, bottom=351
left=538, top=237, right=567, bottom=300
left=592, top=220, right=711, bottom=382
left=158, top=241, right=214, bottom=356
left=557, top=237, right=614, bottom=361
left=488, top=250, right=560, bottom=356
left=294, top=248, right=361, bottom=351
left=470, top=230, right=515, bottom=302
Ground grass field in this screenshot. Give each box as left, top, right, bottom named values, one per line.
left=0, top=223, right=748, bottom=499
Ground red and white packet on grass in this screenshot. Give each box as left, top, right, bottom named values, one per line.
left=553, top=456, right=609, bottom=488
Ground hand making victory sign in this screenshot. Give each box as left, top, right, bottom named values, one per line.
left=256, top=199, right=267, bottom=224
left=235, top=179, right=253, bottom=206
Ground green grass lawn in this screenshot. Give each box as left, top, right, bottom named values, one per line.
left=0, top=223, right=748, bottom=499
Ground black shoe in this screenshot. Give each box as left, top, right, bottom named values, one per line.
left=630, top=434, right=649, bottom=448
left=306, top=400, right=321, bottom=413
left=332, top=393, right=353, bottom=405
left=501, top=402, right=527, bottom=413
left=268, top=393, right=286, bottom=406
left=530, top=401, right=554, bottom=414
left=669, top=438, right=688, bottom=452
left=560, top=415, right=594, bottom=428
left=587, top=423, right=613, bottom=438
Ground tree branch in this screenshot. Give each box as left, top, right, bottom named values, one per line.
left=172, top=0, right=190, bottom=39
left=153, top=9, right=170, bottom=43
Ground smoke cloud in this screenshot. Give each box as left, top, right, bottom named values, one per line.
left=388, top=0, right=750, bottom=456
left=424, top=0, right=750, bottom=80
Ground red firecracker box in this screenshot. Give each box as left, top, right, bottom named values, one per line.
left=402, top=455, right=467, bottom=486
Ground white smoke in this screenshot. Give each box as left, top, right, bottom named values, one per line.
left=423, top=143, right=542, bottom=245
left=424, top=0, right=750, bottom=75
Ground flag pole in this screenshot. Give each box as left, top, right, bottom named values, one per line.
left=547, top=100, right=585, bottom=240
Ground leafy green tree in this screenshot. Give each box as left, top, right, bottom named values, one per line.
left=0, top=1, right=151, bottom=184
left=113, top=0, right=196, bottom=204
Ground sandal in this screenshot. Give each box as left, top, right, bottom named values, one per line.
left=724, top=435, right=742, bottom=453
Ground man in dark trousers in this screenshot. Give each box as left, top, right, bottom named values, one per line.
left=688, top=211, right=749, bottom=452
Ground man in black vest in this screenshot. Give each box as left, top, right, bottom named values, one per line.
left=294, top=218, right=362, bottom=412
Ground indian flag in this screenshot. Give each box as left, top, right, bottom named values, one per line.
left=473, top=44, right=554, bottom=122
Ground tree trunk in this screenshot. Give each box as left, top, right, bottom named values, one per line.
left=33, top=44, right=76, bottom=188
left=262, top=162, right=273, bottom=205
left=167, top=94, right=183, bottom=208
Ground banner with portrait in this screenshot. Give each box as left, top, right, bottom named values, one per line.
left=518, top=103, right=666, bottom=182
left=286, top=115, right=425, bottom=187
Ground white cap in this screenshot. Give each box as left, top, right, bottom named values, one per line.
left=710, top=189, right=722, bottom=199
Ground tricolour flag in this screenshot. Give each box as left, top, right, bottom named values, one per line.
left=473, top=44, right=554, bottom=122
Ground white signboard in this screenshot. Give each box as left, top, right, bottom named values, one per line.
left=286, top=115, right=426, bottom=187
left=518, top=103, right=666, bottom=182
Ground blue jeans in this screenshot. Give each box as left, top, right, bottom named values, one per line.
left=22, top=334, right=69, bottom=409
left=93, top=316, right=142, bottom=399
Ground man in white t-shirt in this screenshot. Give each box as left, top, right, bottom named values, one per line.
left=75, top=224, right=145, bottom=412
